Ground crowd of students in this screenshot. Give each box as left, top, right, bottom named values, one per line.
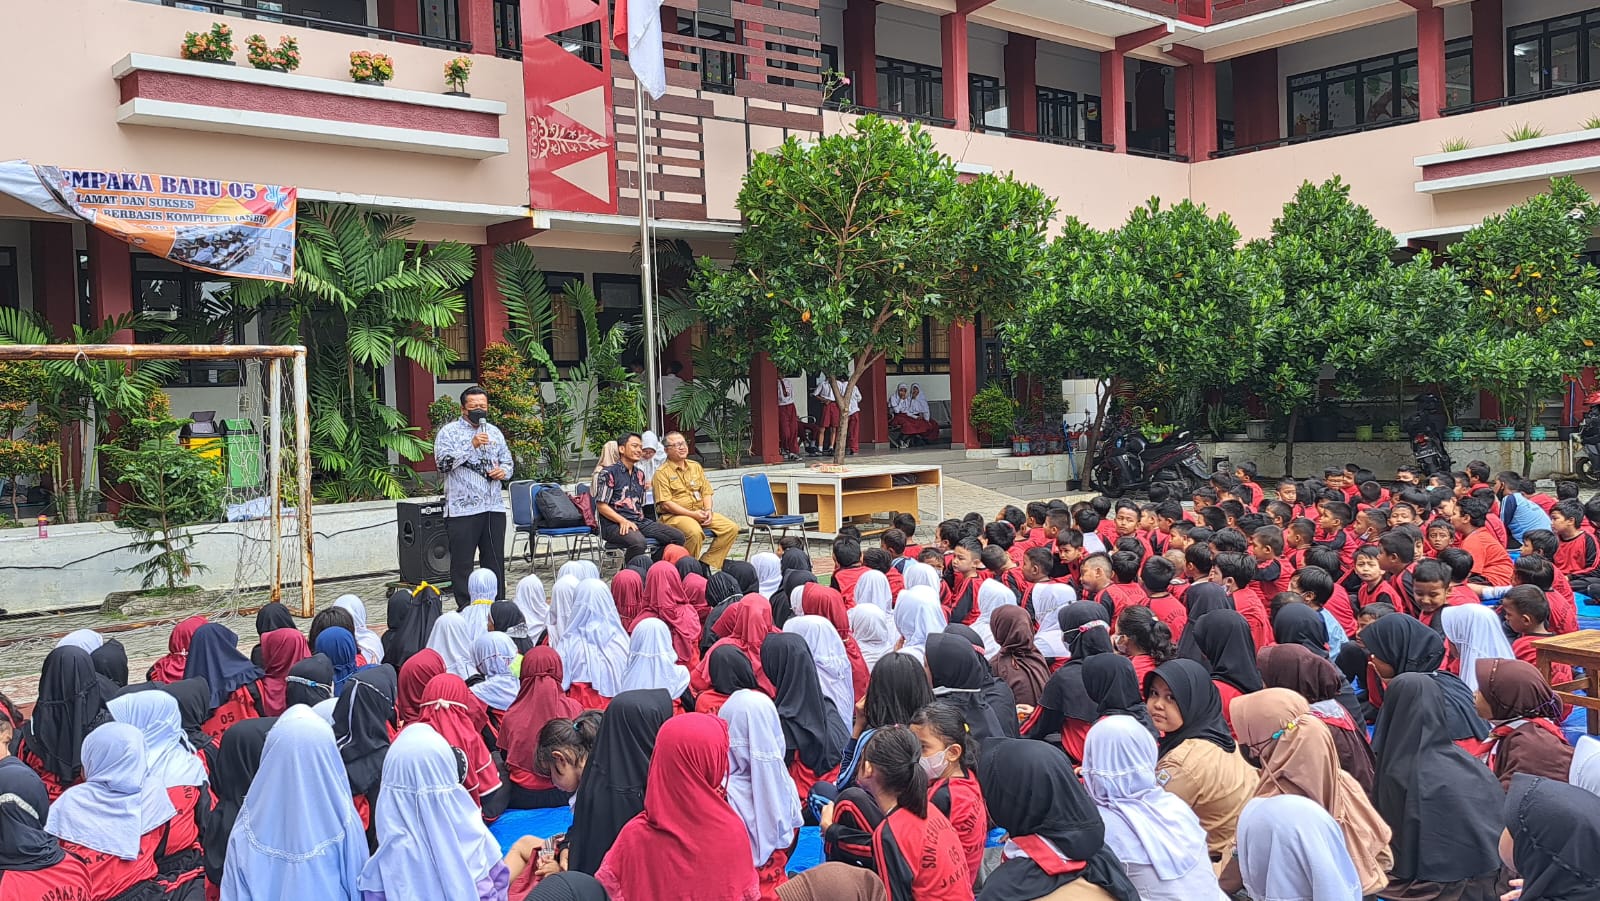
left=4, top=457, right=1600, bottom=900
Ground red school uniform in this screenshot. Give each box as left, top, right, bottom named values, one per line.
left=1096, top=520, right=1120, bottom=551
left=788, top=757, right=839, bottom=805
left=0, top=854, right=93, bottom=901
left=1146, top=593, right=1188, bottom=642
left=1314, top=527, right=1358, bottom=576
left=1513, top=633, right=1576, bottom=690
left=1230, top=584, right=1273, bottom=651
left=1327, top=583, right=1360, bottom=637
left=1545, top=583, right=1579, bottom=635
left=1556, top=530, right=1600, bottom=580
left=832, top=564, right=867, bottom=606
left=200, top=682, right=264, bottom=742
left=871, top=806, right=972, bottom=901
left=1255, top=557, right=1292, bottom=598
left=1103, top=583, right=1149, bottom=621
left=154, top=784, right=209, bottom=895
left=566, top=683, right=612, bottom=712
left=61, top=830, right=162, bottom=901
left=931, top=773, right=989, bottom=887
left=1215, top=680, right=1245, bottom=733
left=1386, top=564, right=1417, bottom=617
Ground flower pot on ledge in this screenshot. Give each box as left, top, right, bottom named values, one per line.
left=355, top=76, right=387, bottom=86
left=1497, top=427, right=1517, bottom=441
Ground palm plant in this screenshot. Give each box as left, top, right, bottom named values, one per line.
left=230, top=203, right=474, bottom=500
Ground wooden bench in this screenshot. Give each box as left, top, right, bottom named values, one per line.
left=1533, top=629, right=1600, bottom=735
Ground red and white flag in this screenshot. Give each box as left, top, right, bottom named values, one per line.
left=612, top=0, right=667, bottom=100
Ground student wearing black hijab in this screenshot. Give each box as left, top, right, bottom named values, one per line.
left=1503, top=775, right=1600, bottom=901
left=1022, top=602, right=1113, bottom=763
left=565, top=688, right=672, bottom=876
left=625, top=553, right=654, bottom=580
left=723, top=559, right=760, bottom=596
left=1373, top=672, right=1503, bottom=900
left=1081, top=654, right=1156, bottom=736
left=770, top=568, right=817, bottom=629
left=0, top=756, right=93, bottom=898
left=284, top=654, right=336, bottom=709
left=694, top=644, right=760, bottom=717
left=674, top=556, right=708, bottom=580
left=201, top=716, right=275, bottom=895
left=488, top=600, right=535, bottom=654
left=250, top=602, right=298, bottom=665
left=780, top=545, right=811, bottom=574
left=700, top=572, right=747, bottom=652
left=384, top=585, right=442, bottom=672
left=12, top=645, right=106, bottom=800
left=1188, top=609, right=1262, bottom=729
left=924, top=632, right=1014, bottom=744
left=1270, top=602, right=1329, bottom=655
left=89, top=640, right=128, bottom=697
left=333, top=665, right=396, bottom=850
left=763, top=632, right=850, bottom=798
left=1143, top=658, right=1256, bottom=861
left=977, top=738, right=1140, bottom=901
left=1364, top=612, right=1488, bottom=745
left=1176, top=582, right=1234, bottom=663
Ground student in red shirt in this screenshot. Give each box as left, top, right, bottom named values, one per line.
left=1424, top=519, right=1455, bottom=559
left=13, top=647, right=106, bottom=802
left=0, top=754, right=94, bottom=901
left=1233, top=461, right=1266, bottom=510
left=1434, top=548, right=1485, bottom=610
left=857, top=726, right=971, bottom=901
left=764, top=632, right=848, bottom=801
left=862, top=547, right=906, bottom=601
left=910, top=702, right=988, bottom=890
left=1116, top=603, right=1178, bottom=688
left=892, top=513, right=923, bottom=560
left=945, top=539, right=986, bottom=625
left=1315, top=501, right=1359, bottom=575
left=105, top=691, right=210, bottom=896
left=830, top=536, right=868, bottom=606
left=1138, top=556, right=1189, bottom=641
left=1351, top=545, right=1402, bottom=617
left=184, top=624, right=266, bottom=740
left=1290, top=563, right=1357, bottom=641
left=1249, top=525, right=1292, bottom=598
left=1409, top=559, right=1458, bottom=633
left=1550, top=500, right=1600, bottom=594
left=1103, top=551, right=1150, bottom=621
left=1502, top=585, right=1576, bottom=689
left=982, top=545, right=1029, bottom=605
left=1283, top=519, right=1315, bottom=571
left=1111, top=501, right=1153, bottom=560
left=1453, top=496, right=1515, bottom=586
left=1510, top=554, right=1578, bottom=635
left=1215, top=552, right=1272, bottom=650
left=1079, top=554, right=1116, bottom=622
left=47, top=723, right=170, bottom=901
left=1376, top=532, right=1419, bottom=616
left=1187, top=609, right=1264, bottom=730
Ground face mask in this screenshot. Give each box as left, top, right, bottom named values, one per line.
left=918, top=749, right=947, bottom=781
left=467, top=408, right=487, bottom=425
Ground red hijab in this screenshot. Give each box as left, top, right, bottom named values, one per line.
left=612, top=569, right=647, bottom=625
left=396, top=648, right=445, bottom=723
left=692, top=595, right=778, bottom=695
left=639, top=561, right=704, bottom=669
left=413, top=673, right=500, bottom=807
left=596, top=714, right=759, bottom=901
left=682, top=573, right=709, bottom=618
left=500, top=648, right=583, bottom=773
left=800, top=583, right=870, bottom=699
left=258, top=628, right=310, bottom=716
left=148, top=615, right=207, bottom=683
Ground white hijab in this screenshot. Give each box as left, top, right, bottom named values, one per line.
left=548, top=574, right=583, bottom=648
left=357, top=723, right=502, bottom=901
left=972, top=579, right=1019, bottom=660
left=893, top=588, right=945, bottom=662
left=890, top=383, right=910, bottom=415
left=638, top=431, right=666, bottom=493
left=46, top=722, right=176, bottom=860
left=720, top=689, right=803, bottom=866
left=784, top=615, right=854, bottom=736
left=903, top=561, right=941, bottom=592
left=1236, top=795, right=1364, bottom=901
left=467, top=569, right=498, bottom=603
left=907, top=384, right=931, bottom=419
left=849, top=604, right=896, bottom=670
left=313, top=697, right=339, bottom=726
left=618, top=617, right=691, bottom=698
left=513, top=574, right=550, bottom=642
left=425, top=611, right=478, bottom=680
left=854, top=570, right=894, bottom=616
left=751, top=553, right=782, bottom=596
left=1572, top=736, right=1600, bottom=797
left=554, top=578, right=631, bottom=696
left=1081, top=715, right=1214, bottom=883
left=108, top=690, right=208, bottom=789
left=223, top=707, right=370, bottom=901
left=1031, top=583, right=1076, bottom=658
left=56, top=629, right=104, bottom=652
left=1440, top=604, right=1515, bottom=691
left=558, top=560, right=601, bottom=583
left=334, top=595, right=384, bottom=665
left=469, top=632, right=521, bottom=711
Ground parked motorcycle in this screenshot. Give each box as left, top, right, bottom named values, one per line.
left=1088, top=424, right=1210, bottom=497
left=1404, top=393, right=1453, bottom=477
left=1576, top=391, right=1600, bottom=483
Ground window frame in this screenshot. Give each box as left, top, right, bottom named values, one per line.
left=887, top=317, right=951, bottom=376
left=876, top=55, right=944, bottom=120
left=1508, top=10, right=1600, bottom=96
left=437, top=277, right=477, bottom=384
left=130, top=253, right=243, bottom=388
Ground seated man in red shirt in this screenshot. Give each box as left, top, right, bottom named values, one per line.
left=1452, top=496, right=1515, bottom=586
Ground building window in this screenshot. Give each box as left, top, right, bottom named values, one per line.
left=132, top=255, right=241, bottom=387
left=493, top=0, right=520, bottom=57
left=877, top=56, right=944, bottom=120
left=1510, top=10, right=1600, bottom=96
left=888, top=317, right=950, bottom=375
left=546, top=272, right=584, bottom=368
left=822, top=44, right=851, bottom=105
left=1289, top=40, right=1470, bottom=135
left=438, top=279, right=475, bottom=383
left=553, top=22, right=603, bottom=67
left=969, top=74, right=1007, bottom=130
left=0, top=248, right=18, bottom=310
left=677, top=11, right=736, bottom=93
left=420, top=0, right=460, bottom=43
left=1446, top=41, right=1473, bottom=107
left=1037, top=86, right=1079, bottom=140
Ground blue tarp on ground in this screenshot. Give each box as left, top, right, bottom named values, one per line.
left=486, top=809, right=828, bottom=875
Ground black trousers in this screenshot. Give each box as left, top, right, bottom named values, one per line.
left=600, top=518, right=686, bottom=560
left=446, top=511, right=506, bottom=610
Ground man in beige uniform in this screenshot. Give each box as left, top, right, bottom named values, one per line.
left=652, top=431, right=741, bottom=568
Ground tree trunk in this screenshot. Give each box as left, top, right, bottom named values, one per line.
left=833, top=394, right=850, bottom=465
left=1285, top=409, right=1299, bottom=480
left=1085, top=378, right=1117, bottom=489
left=1522, top=386, right=1536, bottom=479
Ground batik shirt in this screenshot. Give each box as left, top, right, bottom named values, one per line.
left=596, top=461, right=649, bottom=525
left=434, top=417, right=513, bottom=517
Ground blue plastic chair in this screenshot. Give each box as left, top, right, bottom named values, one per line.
left=741, top=472, right=805, bottom=556
left=512, top=481, right=598, bottom=573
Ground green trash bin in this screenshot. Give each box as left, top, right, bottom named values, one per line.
left=221, top=418, right=263, bottom=489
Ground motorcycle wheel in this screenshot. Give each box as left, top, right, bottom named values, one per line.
left=1090, top=462, right=1126, bottom=498
left=1579, top=456, right=1598, bottom=484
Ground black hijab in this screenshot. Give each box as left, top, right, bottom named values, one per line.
left=25, top=645, right=107, bottom=782
left=1271, top=602, right=1329, bottom=654
left=90, top=639, right=129, bottom=697
left=164, top=678, right=219, bottom=758
left=675, top=556, right=708, bottom=580
left=1145, top=658, right=1235, bottom=757
left=489, top=600, right=534, bottom=654
left=779, top=546, right=811, bottom=573
left=334, top=665, right=396, bottom=800
left=185, top=624, right=264, bottom=712
left=526, top=872, right=611, bottom=901
left=701, top=573, right=746, bottom=652
left=762, top=632, right=849, bottom=774
left=255, top=602, right=296, bottom=636
left=625, top=554, right=654, bottom=579
left=1177, top=582, right=1234, bottom=663
left=977, top=739, right=1140, bottom=901
left=1042, top=603, right=1115, bottom=723
left=769, top=569, right=817, bottom=629
left=925, top=632, right=1012, bottom=743
left=285, top=654, right=336, bottom=709
left=1364, top=613, right=1487, bottom=745
left=1081, top=654, right=1156, bottom=736
left=707, top=643, right=760, bottom=695
left=385, top=585, right=442, bottom=671
left=723, top=560, right=760, bottom=596
left=202, top=716, right=276, bottom=886
left=382, top=589, right=412, bottom=664
left=0, top=756, right=63, bottom=872
left=1373, top=672, right=1502, bottom=885
left=567, top=688, right=672, bottom=875
left=1190, top=609, right=1263, bottom=693
left=1505, top=775, right=1600, bottom=900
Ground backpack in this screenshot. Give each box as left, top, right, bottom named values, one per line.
left=535, top=486, right=585, bottom=529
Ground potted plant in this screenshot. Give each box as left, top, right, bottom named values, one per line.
left=1530, top=422, right=1548, bottom=441
left=181, top=22, right=235, bottom=64
left=1245, top=418, right=1271, bottom=441
left=1354, top=423, right=1373, bottom=442
left=1491, top=417, right=1518, bottom=441
left=246, top=34, right=300, bottom=72
left=970, top=385, right=1017, bottom=450
left=1381, top=421, right=1402, bottom=442
left=444, top=55, right=472, bottom=96
left=349, top=50, right=394, bottom=86
left=1445, top=423, right=1465, bottom=441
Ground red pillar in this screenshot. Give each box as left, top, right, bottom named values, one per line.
left=398, top=361, right=438, bottom=472
left=470, top=244, right=506, bottom=361
left=860, top=358, right=888, bottom=448
left=1231, top=49, right=1278, bottom=146
left=1005, top=34, right=1038, bottom=135
left=1170, top=47, right=1216, bottom=161
left=941, top=13, right=970, bottom=129
left=948, top=323, right=977, bottom=448
left=1472, top=0, right=1504, bottom=104
left=86, top=230, right=132, bottom=340
left=751, top=353, right=781, bottom=465
left=1414, top=3, right=1446, bottom=119
left=376, top=0, right=421, bottom=34
left=1100, top=49, right=1127, bottom=152
left=459, top=0, right=498, bottom=54
left=843, top=0, right=877, bottom=106
left=30, top=222, right=77, bottom=339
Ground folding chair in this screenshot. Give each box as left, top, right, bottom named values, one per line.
left=741, top=472, right=805, bottom=556
left=518, top=482, right=600, bottom=573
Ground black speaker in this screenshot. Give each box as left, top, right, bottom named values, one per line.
left=397, top=499, right=451, bottom=585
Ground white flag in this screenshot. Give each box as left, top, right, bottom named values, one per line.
left=612, top=0, right=667, bottom=101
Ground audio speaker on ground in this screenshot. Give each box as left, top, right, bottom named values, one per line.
left=397, top=499, right=451, bottom=585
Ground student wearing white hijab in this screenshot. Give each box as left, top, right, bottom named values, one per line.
left=46, top=722, right=177, bottom=861
left=848, top=604, right=896, bottom=670
left=854, top=569, right=894, bottom=617
left=108, top=690, right=209, bottom=790
left=1440, top=604, right=1515, bottom=692
left=1081, top=715, right=1225, bottom=901
left=1031, top=582, right=1077, bottom=659
left=783, top=615, right=854, bottom=736
left=893, top=587, right=946, bottom=662
left=719, top=689, right=803, bottom=874
left=547, top=574, right=583, bottom=648
left=223, top=707, right=369, bottom=901
left=460, top=570, right=499, bottom=639
left=554, top=578, right=632, bottom=698
left=426, top=610, right=478, bottom=680
left=469, top=632, right=521, bottom=711
left=1235, top=795, right=1364, bottom=901
left=333, top=595, right=385, bottom=665
left=618, top=617, right=691, bottom=700
left=557, top=560, right=601, bottom=583
left=972, top=579, right=1020, bottom=660
left=751, top=552, right=782, bottom=596
left=313, top=697, right=339, bottom=726
left=638, top=431, right=666, bottom=506
left=356, top=724, right=505, bottom=901
left=1571, top=735, right=1600, bottom=797
left=513, top=574, right=550, bottom=643
left=890, top=383, right=910, bottom=415
left=902, top=561, right=941, bottom=592
left=56, top=629, right=104, bottom=652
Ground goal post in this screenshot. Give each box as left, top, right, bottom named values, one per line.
left=0, top=343, right=317, bottom=616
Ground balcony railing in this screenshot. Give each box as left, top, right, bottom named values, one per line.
left=1127, top=146, right=1190, bottom=162
left=1443, top=79, right=1600, bottom=116
left=839, top=104, right=958, bottom=129
left=1210, top=114, right=1418, bottom=158
left=974, top=125, right=1114, bottom=152
left=148, top=0, right=470, bottom=52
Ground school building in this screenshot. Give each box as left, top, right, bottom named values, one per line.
left=1, top=0, right=1598, bottom=466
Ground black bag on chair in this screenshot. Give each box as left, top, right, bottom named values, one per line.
left=534, top=485, right=585, bottom=529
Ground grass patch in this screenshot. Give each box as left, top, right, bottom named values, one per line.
left=1504, top=123, right=1545, bottom=142
left=1439, top=136, right=1472, bottom=152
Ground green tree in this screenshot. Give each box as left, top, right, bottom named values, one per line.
left=230, top=203, right=474, bottom=500
left=101, top=416, right=224, bottom=591
left=1005, top=199, right=1277, bottom=482
left=696, top=115, right=1055, bottom=463
left=1253, top=177, right=1395, bottom=476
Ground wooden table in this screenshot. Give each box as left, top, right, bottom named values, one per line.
left=1533, top=629, right=1600, bottom=735
left=767, top=463, right=943, bottom=538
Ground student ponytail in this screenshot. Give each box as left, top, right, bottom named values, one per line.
left=1116, top=604, right=1176, bottom=664
left=533, top=709, right=602, bottom=775
left=863, top=725, right=928, bottom=818
left=910, top=701, right=977, bottom=774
